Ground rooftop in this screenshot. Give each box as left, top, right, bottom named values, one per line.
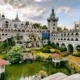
left=0, top=59, right=7, bottom=66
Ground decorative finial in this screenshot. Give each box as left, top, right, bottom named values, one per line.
left=52, top=8, right=54, bottom=14
left=15, top=13, right=19, bottom=20
left=16, top=13, right=18, bottom=18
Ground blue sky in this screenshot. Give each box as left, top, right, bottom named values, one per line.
left=0, top=0, right=80, bottom=29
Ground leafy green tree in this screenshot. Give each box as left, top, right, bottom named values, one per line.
left=4, top=40, right=8, bottom=48
left=59, top=47, right=67, bottom=52
left=8, top=37, right=15, bottom=46
left=6, top=46, right=23, bottom=64
left=42, top=25, right=48, bottom=29
left=33, top=23, right=41, bottom=28
left=63, top=27, right=68, bottom=31
left=76, top=45, right=80, bottom=51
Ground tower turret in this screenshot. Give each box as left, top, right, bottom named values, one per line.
left=15, top=13, right=19, bottom=20
left=47, top=8, right=58, bottom=32
left=47, top=8, right=59, bottom=42
left=14, top=13, right=20, bottom=22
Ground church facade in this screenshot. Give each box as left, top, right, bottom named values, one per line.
left=0, top=8, right=80, bottom=50
left=0, top=13, right=48, bottom=47
left=48, top=9, right=80, bottom=50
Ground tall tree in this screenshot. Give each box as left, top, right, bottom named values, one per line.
left=63, top=27, right=68, bottom=31
left=42, top=25, right=48, bottom=29
left=57, top=27, right=62, bottom=31
left=33, top=23, right=41, bottom=28
left=6, top=46, right=23, bottom=64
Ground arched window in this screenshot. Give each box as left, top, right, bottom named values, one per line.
left=5, top=29, right=7, bottom=31
left=15, top=29, right=17, bottom=32
left=71, top=33, right=73, bottom=35
left=21, top=24, right=24, bottom=27
left=75, top=33, right=79, bottom=36
left=61, top=38, right=63, bottom=40
left=64, top=33, right=66, bottom=36
left=5, top=21, right=9, bottom=28
left=8, top=29, right=10, bottom=32
left=11, top=29, right=13, bottom=32
left=2, top=34, right=4, bottom=36
left=18, top=29, right=21, bottom=32
left=61, top=34, right=63, bottom=36
left=14, top=24, right=17, bottom=28
left=22, top=30, right=25, bottom=32
left=53, top=27, right=55, bottom=29
left=71, top=38, right=74, bottom=41
left=2, top=29, right=4, bottom=31
left=68, top=33, right=69, bottom=36
left=67, top=38, right=70, bottom=41
left=64, top=38, right=66, bottom=40
left=58, top=38, right=60, bottom=40
left=5, top=34, right=7, bottom=35
left=75, top=38, right=78, bottom=41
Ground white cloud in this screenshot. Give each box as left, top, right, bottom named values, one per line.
left=0, top=0, right=46, bottom=21
left=56, top=6, right=74, bottom=14
left=21, top=6, right=46, bottom=17
left=35, top=0, right=50, bottom=2
left=35, top=0, right=42, bottom=2
left=58, top=23, right=75, bottom=29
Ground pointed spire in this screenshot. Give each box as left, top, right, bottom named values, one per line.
left=16, top=13, right=18, bottom=19
left=52, top=8, right=54, bottom=14
left=15, top=13, right=19, bottom=20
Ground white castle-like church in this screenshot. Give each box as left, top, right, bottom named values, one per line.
left=0, top=8, right=80, bottom=50
left=48, top=8, right=80, bottom=50
left=0, top=13, right=48, bottom=47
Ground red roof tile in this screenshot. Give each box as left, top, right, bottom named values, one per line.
left=52, top=53, right=60, bottom=57
left=0, top=59, right=7, bottom=66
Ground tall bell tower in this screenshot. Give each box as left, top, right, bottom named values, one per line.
left=47, top=8, right=59, bottom=42
left=47, top=8, right=58, bottom=32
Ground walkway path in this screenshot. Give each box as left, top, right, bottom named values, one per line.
left=69, top=60, right=80, bottom=67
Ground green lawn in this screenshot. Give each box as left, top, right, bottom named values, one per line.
left=4, top=61, right=71, bottom=80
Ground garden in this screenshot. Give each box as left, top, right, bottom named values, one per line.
left=4, top=61, right=71, bottom=80
left=0, top=38, right=80, bottom=80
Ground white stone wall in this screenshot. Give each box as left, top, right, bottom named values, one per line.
left=48, top=9, right=80, bottom=50
left=0, top=14, right=48, bottom=47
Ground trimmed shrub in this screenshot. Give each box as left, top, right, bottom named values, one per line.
left=40, top=48, right=51, bottom=53
left=73, top=51, right=80, bottom=57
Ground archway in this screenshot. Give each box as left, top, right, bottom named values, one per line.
left=76, top=45, right=80, bottom=51
left=61, top=43, right=66, bottom=48
left=56, top=43, right=59, bottom=47
left=67, top=44, right=74, bottom=54
left=61, top=43, right=67, bottom=52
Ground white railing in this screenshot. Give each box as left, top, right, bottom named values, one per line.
left=0, top=69, right=5, bottom=74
